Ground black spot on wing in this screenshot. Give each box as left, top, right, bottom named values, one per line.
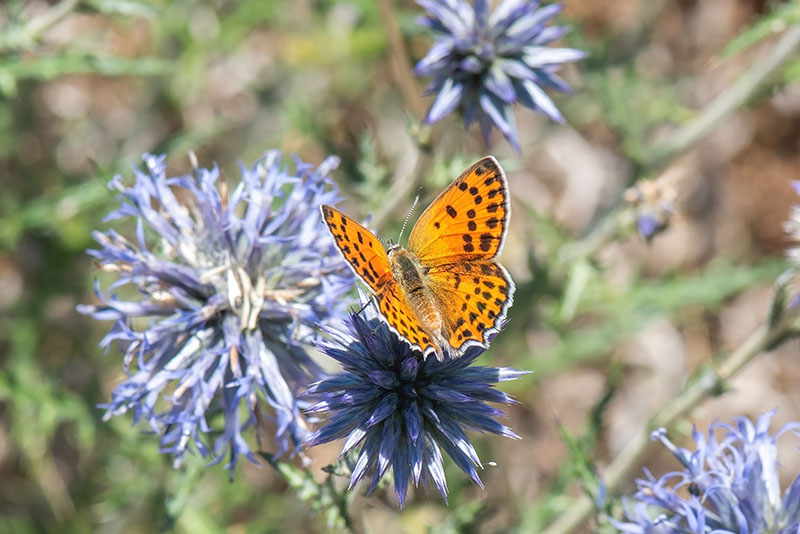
left=479, top=233, right=493, bottom=252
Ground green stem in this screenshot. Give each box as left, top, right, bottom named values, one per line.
left=376, top=0, right=426, bottom=118
left=325, top=472, right=357, bottom=534
left=371, top=142, right=434, bottom=232
left=645, top=24, right=800, bottom=166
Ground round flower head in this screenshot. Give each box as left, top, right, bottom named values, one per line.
left=78, top=151, right=356, bottom=474
left=611, top=411, right=800, bottom=534
left=415, top=0, right=584, bottom=151
left=304, top=302, right=527, bottom=507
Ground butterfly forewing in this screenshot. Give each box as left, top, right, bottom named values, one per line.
left=424, top=261, right=515, bottom=353
left=321, top=204, right=437, bottom=356
left=408, top=156, right=510, bottom=265
left=320, top=204, right=390, bottom=292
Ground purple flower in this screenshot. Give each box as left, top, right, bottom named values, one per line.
left=414, top=0, right=584, bottom=151
left=304, top=303, right=527, bottom=507
left=611, top=411, right=800, bottom=534
left=78, top=151, right=356, bottom=474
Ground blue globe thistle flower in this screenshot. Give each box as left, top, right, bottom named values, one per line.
left=611, top=411, right=800, bottom=534
left=304, top=303, right=527, bottom=507
left=414, top=0, right=585, bottom=151
left=785, top=181, right=800, bottom=265
left=78, top=151, right=356, bottom=474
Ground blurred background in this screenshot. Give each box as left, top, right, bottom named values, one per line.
left=2, top=0, right=800, bottom=532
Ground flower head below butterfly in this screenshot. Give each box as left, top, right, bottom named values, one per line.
left=304, top=302, right=527, bottom=506
left=321, top=156, right=515, bottom=360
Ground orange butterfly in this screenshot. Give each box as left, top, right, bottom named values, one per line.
left=321, top=156, right=515, bottom=360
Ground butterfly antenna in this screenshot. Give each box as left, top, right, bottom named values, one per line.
left=397, top=187, right=423, bottom=245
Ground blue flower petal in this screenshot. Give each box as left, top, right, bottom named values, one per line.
left=517, top=78, right=563, bottom=122
left=485, top=65, right=517, bottom=102
left=424, top=78, right=465, bottom=123
left=480, top=92, right=521, bottom=152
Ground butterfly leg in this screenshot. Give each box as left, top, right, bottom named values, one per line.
left=355, top=296, right=375, bottom=317
left=428, top=331, right=449, bottom=361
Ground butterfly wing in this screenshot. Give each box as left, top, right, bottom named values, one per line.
left=408, top=156, right=510, bottom=265
left=424, top=260, right=515, bottom=354
left=375, top=281, right=437, bottom=357
left=321, top=204, right=391, bottom=292
left=321, top=204, right=438, bottom=357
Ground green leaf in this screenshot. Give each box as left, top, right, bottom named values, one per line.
left=560, top=259, right=593, bottom=322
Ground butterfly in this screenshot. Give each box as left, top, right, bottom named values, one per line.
left=321, top=156, right=515, bottom=360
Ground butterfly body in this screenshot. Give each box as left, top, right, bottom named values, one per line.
left=387, top=246, right=447, bottom=356
left=322, top=156, right=515, bottom=360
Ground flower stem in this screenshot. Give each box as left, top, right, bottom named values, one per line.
left=371, top=143, right=434, bottom=232
left=260, top=452, right=358, bottom=533
left=377, top=0, right=426, bottom=118
left=645, top=24, right=800, bottom=167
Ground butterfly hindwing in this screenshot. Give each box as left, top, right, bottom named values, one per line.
left=408, top=156, right=510, bottom=266
left=320, top=204, right=390, bottom=292
left=424, top=260, right=515, bottom=353
left=375, top=281, right=436, bottom=356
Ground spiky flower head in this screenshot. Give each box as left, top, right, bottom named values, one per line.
left=414, top=0, right=584, bottom=151
left=304, top=303, right=526, bottom=507
left=611, top=411, right=800, bottom=534
left=78, top=151, right=356, bottom=474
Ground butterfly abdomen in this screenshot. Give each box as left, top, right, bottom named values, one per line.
left=388, top=248, right=443, bottom=345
